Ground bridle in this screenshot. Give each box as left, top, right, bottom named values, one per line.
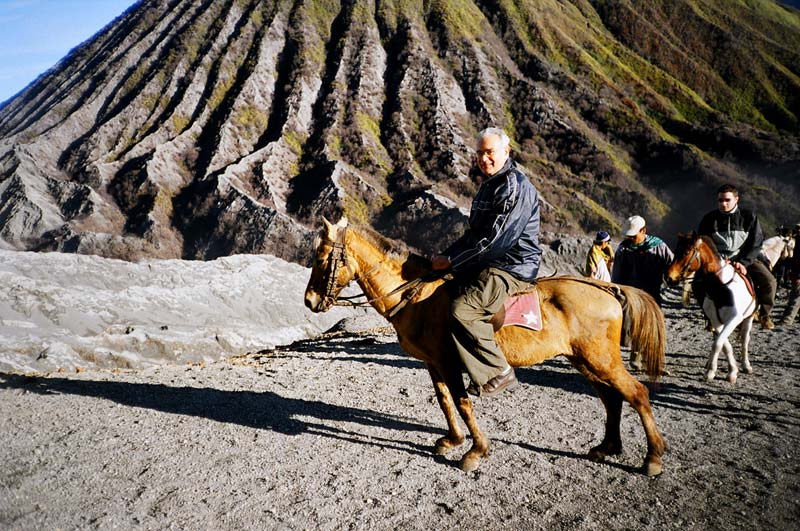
left=318, top=226, right=392, bottom=309
left=677, top=238, right=741, bottom=289
left=675, top=242, right=702, bottom=282
left=320, top=227, right=352, bottom=306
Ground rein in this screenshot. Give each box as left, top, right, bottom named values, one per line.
left=676, top=245, right=702, bottom=281
left=320, top=227, right=446, bottom=318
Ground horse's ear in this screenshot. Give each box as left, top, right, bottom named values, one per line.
left=335, top=217, right=349, bottom=229
left=322, top=217, right=337, bottom=240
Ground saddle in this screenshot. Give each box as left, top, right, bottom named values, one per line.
left=490, top=286, right=542, bottom=332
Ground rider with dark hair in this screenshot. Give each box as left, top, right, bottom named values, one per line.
left=696, top=183, right=777, bottom=329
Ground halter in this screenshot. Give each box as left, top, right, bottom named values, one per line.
left=321, top=227, right=351, bottom=305
left=319, top=227, right=389, bottom=308
left=676, top=243, right=702, bottom=281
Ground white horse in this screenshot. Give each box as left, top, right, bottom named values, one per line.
left=760, top=235, right=794, bottom=270
left=666, top=234, right=756, bottom=384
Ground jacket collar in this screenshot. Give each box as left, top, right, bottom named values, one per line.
left=482, top=157, right=515, bottom=179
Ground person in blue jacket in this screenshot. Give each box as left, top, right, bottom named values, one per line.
left=431, top=128, right=541, bottom=398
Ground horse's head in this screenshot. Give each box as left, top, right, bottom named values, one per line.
left=666, top=232, right=704, bottom=286
left=304, top=217, right=355, bottom=312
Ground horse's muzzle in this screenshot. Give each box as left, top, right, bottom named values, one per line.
left=304, top=291, right=332, bottom=312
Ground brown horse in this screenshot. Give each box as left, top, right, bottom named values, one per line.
left=304, top=218, right=667, bottom=475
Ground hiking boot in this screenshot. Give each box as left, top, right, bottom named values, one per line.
left=466, top=367, right=518, bottom=397
left=759, top=314, right=775, bottom=330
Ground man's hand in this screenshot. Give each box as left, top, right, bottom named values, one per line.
left=431, top=255, right=451, bottom=271
left=732, top=261, right=747, bottom=275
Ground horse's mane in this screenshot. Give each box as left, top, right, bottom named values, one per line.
left=688, top=234, right=721, bottom=258
left=698, top=234, right=719, bottom=254
left=348, top=224, right=426, bottom=277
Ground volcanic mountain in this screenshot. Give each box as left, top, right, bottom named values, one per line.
left=1, top=0, right=798, bottom=262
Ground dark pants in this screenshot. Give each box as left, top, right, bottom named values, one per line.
left=692, top=259, right=776, bottom=316
left=781, top=277, right=800, bottom=325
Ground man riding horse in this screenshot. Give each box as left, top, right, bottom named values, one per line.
left=431, top=127, right=541, bottom=398
left=696, top=184, right=777, bottom=330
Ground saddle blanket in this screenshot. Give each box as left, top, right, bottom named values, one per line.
left=502, top=290, right=542, bottom=331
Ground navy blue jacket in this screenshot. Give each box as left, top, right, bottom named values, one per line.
left=444, top=159, right=541, bottom=282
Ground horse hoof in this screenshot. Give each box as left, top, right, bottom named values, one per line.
left=744, top=365, right=753, bottom=374
left=588, top=442, right=622, bottom=462
left=434, top=437, right=463, bottom=455
left=705, top=372, right=715, bottom=382
left=727, top=373, right=738, bottom=384
left=459, top=457, right=480, bottom=473
left=588, top=449, right=606, bottom=463
left=644, top=461, right=663, bottom=477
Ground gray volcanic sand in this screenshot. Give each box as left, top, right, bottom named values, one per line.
left=1, top=289, right=799, bottom=530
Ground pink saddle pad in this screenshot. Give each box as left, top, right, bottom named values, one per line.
left=502, top=290, right=542, bottom=331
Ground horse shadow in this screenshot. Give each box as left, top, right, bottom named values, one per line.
left=648, top=380, right=800, bottom=429
left=0, top=372, right=439, bottom=459
left=268, top=335, right=422, bottom=371
left=279, top=334, right=600, bottom=397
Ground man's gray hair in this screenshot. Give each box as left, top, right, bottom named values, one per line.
left=477, top=127, right=510, bottom=149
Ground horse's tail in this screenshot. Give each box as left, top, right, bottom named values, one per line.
left=616, top=285, right=666, bottom=381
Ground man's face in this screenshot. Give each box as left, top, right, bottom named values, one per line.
left=625, top=228, right=646, bottom=245
left=475, top=134, right=510, bottom=176
left=717, top=192, right=739, bottom=213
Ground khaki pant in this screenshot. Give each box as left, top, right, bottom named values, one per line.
left=450, top=267, right=530, bottom=386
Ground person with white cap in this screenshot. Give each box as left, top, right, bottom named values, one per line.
left=611, top=215, right=674, bottom=306
left=585, top=230, right=614, bottom=281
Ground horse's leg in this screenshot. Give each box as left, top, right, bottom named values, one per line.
left=739, top=316, right=754, bottom=374
left=722, top=338, right=738, bottom=384
left=705, top=333, right=722, bottom=381
left=567, top=359, right=623, bottom=460
left=587, top=382, right=624, bottom=461
left=434, top=363, right=490, bottom=472
left=582, top=357, right=666, bottom=476
left=682, top=281, right=693, bottom=308
left=426, top=364, right=465, bottom=455
left=707, top=322, right=737, bottom=382
left=454, top=393, right=490, bottom=473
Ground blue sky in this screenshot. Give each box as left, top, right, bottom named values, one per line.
left=0, top=0, right=137, bottom=104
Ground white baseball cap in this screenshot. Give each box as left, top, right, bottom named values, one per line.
left=623, top=215, right=646, bottom=236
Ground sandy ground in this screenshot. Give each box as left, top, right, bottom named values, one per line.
left=1, top=287, right=799, bottom=530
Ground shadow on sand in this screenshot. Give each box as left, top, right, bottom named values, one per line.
left=0, top=372, right=441, bottom=460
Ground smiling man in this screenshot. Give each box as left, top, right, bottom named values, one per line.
left=431, top=128, right=541, bottom=397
